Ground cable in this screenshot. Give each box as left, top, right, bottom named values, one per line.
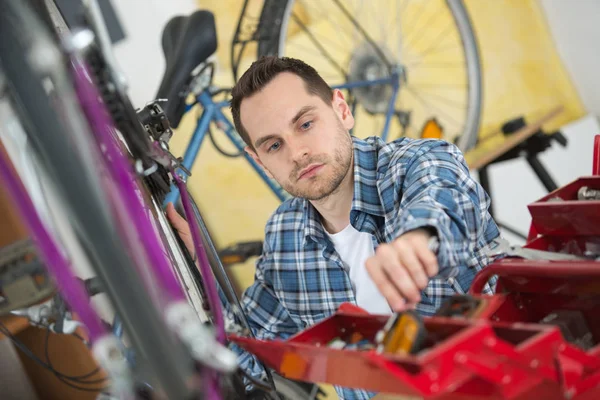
left=45, top=328, right=109, bottom=383
left=237, top=368, right=275, bottom=394
left=207, top=123, right=244, bottom=158
left=194, top=103, right=243, bottom=158
left=0, top=321, right=109, bottom=392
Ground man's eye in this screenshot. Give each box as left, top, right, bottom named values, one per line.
left=268, top=141, right=281, bottom=152
left=300, top=121, right=312, bottom=130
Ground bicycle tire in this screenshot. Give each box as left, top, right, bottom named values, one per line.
left=257, top=0, right=483, bottom=153
left=0, top=1, right=196, bottom=398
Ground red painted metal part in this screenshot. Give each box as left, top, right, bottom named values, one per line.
left=593, top=135, right=600, bottom=175
left=229, top=137, right=600, bottom=399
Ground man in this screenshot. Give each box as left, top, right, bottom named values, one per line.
left=167, top=56, right=499, bottom=399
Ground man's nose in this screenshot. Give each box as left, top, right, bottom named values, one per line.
left=288, top=136, right=310, bottom=162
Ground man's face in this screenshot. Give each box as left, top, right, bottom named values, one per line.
left=241, top=73, right=355, bottom=201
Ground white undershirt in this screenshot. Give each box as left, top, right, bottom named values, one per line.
left=326, top=224, right=392, bottom=315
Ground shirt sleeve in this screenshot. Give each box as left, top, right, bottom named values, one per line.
left=224, top=239, right=300, bottom=382
left=393, top=140, right=494, bottom=277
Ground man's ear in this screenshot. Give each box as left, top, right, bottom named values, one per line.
left=244, top=146, right=274, bottom=179
left=332, top=89, right=355, bottom=131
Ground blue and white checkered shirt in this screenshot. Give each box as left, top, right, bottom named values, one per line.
left=232, top=136, right=499, bottom=399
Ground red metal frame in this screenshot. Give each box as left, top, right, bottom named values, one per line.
left=229, top=135, right=600, bottom=399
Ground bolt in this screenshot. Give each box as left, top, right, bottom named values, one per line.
left=502, top=375, right=511, bottom=384
left=559, top=344, right=566, bottom=351
left=426, top=369, right=438, bottom=380
left=578, top=186, right=600, bottom=201
left=455, top=353, right=467, bottom=363
left=530, top=359, right=539, bottom=368
left=484, top=337, right=497, bottom=347
left=430, top=383, right=439, bottom=392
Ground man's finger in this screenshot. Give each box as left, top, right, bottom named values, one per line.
left=394, top=243, right=429, bottom=290
left=375, top=245, right=421, bottom=304
left=165, top=203, right=195, bottom=255
left=415, top=243, right=439, bottom=278
left=366, top=257, right=406, bottom=311
left=166, top=203, right=188, bottom=231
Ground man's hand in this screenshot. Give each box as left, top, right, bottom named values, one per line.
left=165, top=202, right=195, bottom=256
left=365, top=228, right=439, bottom=311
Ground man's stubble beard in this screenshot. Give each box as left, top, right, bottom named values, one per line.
left=281, top=121, right=353, bottom=201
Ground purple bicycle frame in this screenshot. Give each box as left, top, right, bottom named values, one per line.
left=0, top=147, right=107, bottom=343
left=70, top=56, right=228, bottom=398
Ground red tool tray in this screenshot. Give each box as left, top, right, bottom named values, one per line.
left=229, top=136, right=600, bottom=399
left=528, top=176, right=600, bottom=237
left=231, top=299, right=600, bottom=399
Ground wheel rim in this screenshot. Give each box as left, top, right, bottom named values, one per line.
left=276, top=0, right=482, bottom=151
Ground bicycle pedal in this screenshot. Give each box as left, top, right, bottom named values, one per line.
left=219, top=241, right=263, bottom=265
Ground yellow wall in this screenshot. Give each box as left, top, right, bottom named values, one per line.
left=170, top=0, right=584, bottom=253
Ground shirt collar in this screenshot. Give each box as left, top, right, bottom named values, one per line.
left=302, top=136, right=385, bottom=244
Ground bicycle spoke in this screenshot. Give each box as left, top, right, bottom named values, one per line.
left=399, top=0, right=429, bottom=53
left=290, top=13, right=349, bottom=78
left=332, top=0, right=393, bottom=68
left=405, top=4, right=453, bottom=53
left=299, top=0, right=352, bottom=51
left=403, top=45, right=462, bottom=64
left=405, top=86, right=462, bottom=129
left=410, top=87, right=467, bottom=110
left=406, top=61, right=466, bottom=68
left=405, top=23, right=457, bottom=66
left=289, top=11, right=351, bottom=56
left=410, top=82, right=467, bottom=88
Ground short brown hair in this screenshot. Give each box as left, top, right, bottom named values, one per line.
left=231, top=56, right=333, bottom=148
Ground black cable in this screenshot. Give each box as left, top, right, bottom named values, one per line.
left=45, top=328, right=109, bottom=384
left=237, top=368, right=275, bottom=394
left=0, top=321, right=109, bottom=392
left=193, top=101, right=243, bottom=158
left=208, top=123, right=244, bottom=158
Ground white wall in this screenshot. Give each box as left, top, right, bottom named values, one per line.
left=486, top=114, right=600, bottom=244
left=539, top=0, right=600, bottom=117
left=111, top=0, right=198, bottom=107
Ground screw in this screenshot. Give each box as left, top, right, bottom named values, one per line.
left=578, top=186, right=600, bottom=200
left=426, top=369, right=438, bottom=380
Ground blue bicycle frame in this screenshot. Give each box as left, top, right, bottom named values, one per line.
left=163, top=70, right=400, bottom=206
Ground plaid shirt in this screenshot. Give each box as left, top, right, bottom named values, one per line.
left=232, top=136, right=499, bottom=400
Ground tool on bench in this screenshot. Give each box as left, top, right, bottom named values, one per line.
left=375, top=310, right=426, bottom=355
left=484, top=238, right=587, bottom=261
left=374, top=236, right=440, bottom=355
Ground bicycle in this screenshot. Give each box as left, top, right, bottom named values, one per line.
left=161, top=0, right=482, bottom=209
left=0, top=0, right=302, bottom=398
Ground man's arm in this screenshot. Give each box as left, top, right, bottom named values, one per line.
left=166, top=203, right=300, bottom=379
left=366, top=141, right=494, bottom=310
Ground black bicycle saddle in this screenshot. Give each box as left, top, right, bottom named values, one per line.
left=156, top=10, right=217, bottom=129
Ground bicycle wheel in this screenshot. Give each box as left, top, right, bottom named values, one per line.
left=0, top=0, right=197, bottom=397
left=257, top=0, right=482, bottom=152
